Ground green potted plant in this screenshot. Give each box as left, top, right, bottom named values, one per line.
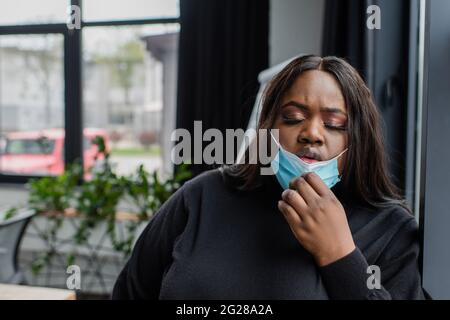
left=20, top=136, right=191, bottom=275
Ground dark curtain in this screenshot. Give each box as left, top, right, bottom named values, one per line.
left=176, top=0, right=269, bottom=177
left=322, top=0, right=368, bottom=78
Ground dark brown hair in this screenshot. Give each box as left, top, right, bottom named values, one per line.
left=223, top=55, right=406, bottom=208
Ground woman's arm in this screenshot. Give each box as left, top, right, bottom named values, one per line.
left=278, top=172, right=425, bottom=300
left=111, top=187, right=188, bottom=299
left=319, top=217, right=425, bottom=300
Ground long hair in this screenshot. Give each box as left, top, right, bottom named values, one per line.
left=223, top=55, right=406, bottom=209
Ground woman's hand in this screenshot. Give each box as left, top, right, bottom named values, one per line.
left=277, top=172, right=355, bottom=267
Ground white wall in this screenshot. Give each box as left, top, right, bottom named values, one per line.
left=270, top=0, right=325, bottom=67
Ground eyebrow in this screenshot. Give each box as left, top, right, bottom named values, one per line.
left=281, top=101, right=347, bottom=116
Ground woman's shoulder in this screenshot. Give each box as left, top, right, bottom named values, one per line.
left=371, top=203, right=421, bottom=263
left=184, top=168, right=224, bottom=185
left=376, top=202, right=415, bottom=221
left=352, top=201, right=418, bottom=233
left=181, top=168, right=228, bottom=194
left=380, top=203, right=418, bottom=234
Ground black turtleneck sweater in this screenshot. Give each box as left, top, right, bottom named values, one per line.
left=112, top=169, right=425, bottom=300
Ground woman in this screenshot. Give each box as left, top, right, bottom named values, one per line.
left=112, top=55, right=425, bottom=300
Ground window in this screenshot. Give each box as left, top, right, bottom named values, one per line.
left=0, top=0, right=68, bottom=26
left=0, top=34, right=64, bottom=176
left=0, top=1, right=179, bottom=183
left=83, top=0, right=179, bottom=22
left=83, top=24, right=179, bottom=175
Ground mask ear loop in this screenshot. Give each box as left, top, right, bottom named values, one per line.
left=335, top=148, right=348, bottom=159
left=269, top=130, right=282, bottom=149
left=335, top=149, right=348, bottom=179
left=268, top=130, right=283, bottom=176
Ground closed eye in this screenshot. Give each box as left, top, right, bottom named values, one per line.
left=324, top=123, right=347, bottom=131
left=281, top=116, right=304, bottom=125
left=281, top=114, right=347, bottom=131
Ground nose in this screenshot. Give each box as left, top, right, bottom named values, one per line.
left=297, top=118, right=324, bottom=146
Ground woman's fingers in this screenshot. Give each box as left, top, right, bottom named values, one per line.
left=278, top=200, right=302, bottom=225
left=281, top=188, right=308, bottom=217
left=302, top=172, right=332, bottom=197
left=289, top=176, right=319, bottom=205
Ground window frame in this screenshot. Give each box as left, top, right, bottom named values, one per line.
left=0, top=0, right=179, bottom=183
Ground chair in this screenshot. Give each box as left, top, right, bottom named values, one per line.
left=0, top=208, right=35, bottom=284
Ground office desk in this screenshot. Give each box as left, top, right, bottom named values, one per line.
left=0, top=284, right=76, bottom=300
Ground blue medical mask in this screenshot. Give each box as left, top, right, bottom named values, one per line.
left=270, top=133, right=347, bottom=190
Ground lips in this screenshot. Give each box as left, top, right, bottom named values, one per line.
left=300, top=156, right=319, bottom=164
left=297, top=150, right=322, bottom=163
